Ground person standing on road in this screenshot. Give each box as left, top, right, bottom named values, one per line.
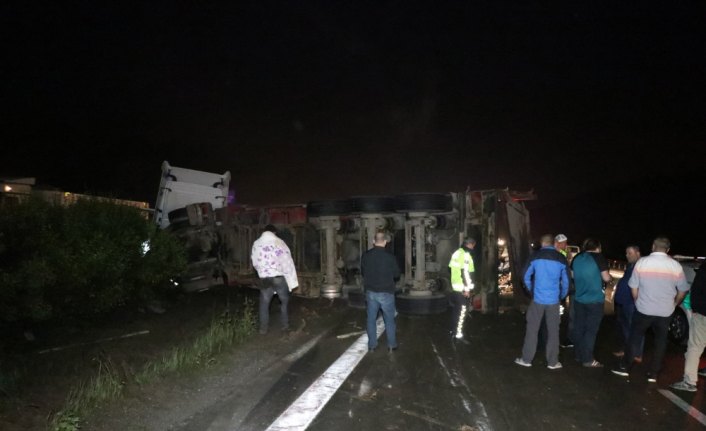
left=612, top=237, right=689, bottom=383
left=670, top=262, right=706, bottom=391
left=571, top=238, right=613, bottom=368
left=449, top=237, right=477, bottom=341
left=515, top=234, right=569, bottom=369
left=539, top=233, right=570, bottom=351
left=553, top=234, right=575, bottom=349
left=613, top=245, right=643, bottom=361
left=361, top=232, right=401, bottom=353
left=251, top=225, right=299, bottom=335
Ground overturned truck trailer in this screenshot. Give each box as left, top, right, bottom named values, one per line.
left=154, top=162, right=534, bottom=314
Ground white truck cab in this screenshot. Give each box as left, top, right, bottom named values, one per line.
left=154, top=161, right=231, bottom=229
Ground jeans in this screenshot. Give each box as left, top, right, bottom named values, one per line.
left=366, top=290, right=397, bottom=350
left=622, top=310, right=671, bottom=374
left=572, top=301, right=604, bottom=364
left=521, top=301, right=561, bottom=366
left=615, top=302, right=644, bottom=356
left=259, top=276, right=290, bottom=331
left=564, top=293, right=575, bottom=343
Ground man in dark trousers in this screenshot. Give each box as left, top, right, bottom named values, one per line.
left=361, top=232, right=401, bottom=353
left=612, top=236, right=689, bottom=383
left=613, top=245, right=643, bottom=360
left=571, top=238, right=613, bottom=368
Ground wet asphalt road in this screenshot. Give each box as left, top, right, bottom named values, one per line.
left=206, top=305, right=706, bottom=430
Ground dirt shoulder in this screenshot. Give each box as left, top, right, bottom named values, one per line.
left=0, top=286, right=348, bottom=431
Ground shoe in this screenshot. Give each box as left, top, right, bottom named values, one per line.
left=583, top=360, right=604, bottom=368
left=514, top=358, right=532, bottom=367
left=368, top=347, right=376, bottom=353
left=388, top=347, right=397, bottom=353
left=670, top=380, right=697, bottom=392
left=612, top=351, right=625, bottom=357
left=547, top=362, right=563, bottom=370
left=560, top=341, right=574, bottom=348
left=698, top=368, right=706, bottom=377
left=646, top=372, right=657, bottom=383
left=634, top=356, right=642, bottom=364
left=611, top=365, right=629, bottom=377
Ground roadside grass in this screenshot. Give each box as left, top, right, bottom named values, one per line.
left=135, top=298, right=256, bottom=384
left=49, top=298, right=255, bottom=431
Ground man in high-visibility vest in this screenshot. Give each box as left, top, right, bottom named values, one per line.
left=449, top=237, right=476, bottom=341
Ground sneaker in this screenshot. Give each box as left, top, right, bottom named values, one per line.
left=612, top=351, right=625, bottom=357
left=670, top=380, right=697, bottom=392
left=633, top=356, right=642, bottom=364
left=582, top=360, right=604, bottom=368
left=547, top=362, right=563, bottom=370
left=560, top=341, right=574, bottom=348
left=646, top=372, right=657, bottom=383
left=514, top=357, right=532, bottom=367
left=611, top=365, right=629, bottom=377
left=698, top=368, right=706, bottom=377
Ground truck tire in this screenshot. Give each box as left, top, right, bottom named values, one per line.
left=168, top=207, right=189, bottom=224
left=347, top=289, right=366, bottom=309
left=396, top=293, right=449, bottom=315
left=394, top=193, right=451, bottom=213
left=351, top=196, right=395, bottom=213
left=307, top=199, right=354, bottom=217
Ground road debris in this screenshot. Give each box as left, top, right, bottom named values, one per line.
left=336, top=330, right=365, bottom=339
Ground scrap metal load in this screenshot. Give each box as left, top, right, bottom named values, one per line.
left=154, top=162, right=534, bottom=314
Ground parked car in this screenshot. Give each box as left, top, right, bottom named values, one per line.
left=668, top=256, right=703, bottom=345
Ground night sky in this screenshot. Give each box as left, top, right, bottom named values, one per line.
left=3, top=2, right=706, bottom=258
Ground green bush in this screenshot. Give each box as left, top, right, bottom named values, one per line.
left=0, top=197, right=186, bottom=323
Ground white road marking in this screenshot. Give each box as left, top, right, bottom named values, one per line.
left=658, top=389, right=706, bottom=426
left=431, top=342, right=492, bottom=431
left=265, top=318, right=385, bottom=431
left=282, top=332, right=326, bottom=363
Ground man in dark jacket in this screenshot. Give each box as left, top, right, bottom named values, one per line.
left=515, top=234, right=570, bottom=369
left=613, top=245, right=643, bottom=359
left=670, top=262, right=704, bottom=391
left=361, top=232, right=401, bottom=353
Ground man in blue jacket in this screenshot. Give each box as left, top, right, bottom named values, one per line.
left=516, top=234, right=570, bottom=369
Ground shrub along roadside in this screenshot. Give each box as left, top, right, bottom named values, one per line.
left=0, top=197, right=187, bottom=324
left=50, top=300, right=255, bottom=431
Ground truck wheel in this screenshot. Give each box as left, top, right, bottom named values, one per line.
left=347, top=289, right=366, bottom=309
left=394, top=193, right=451, bottom=212
left=307, top=199, right=354, bottom=217
left=351, top=196, right=395, bottom=213
left=395, top=293, right=448, bottom=315
left=168, top=207, right=189, bottom=224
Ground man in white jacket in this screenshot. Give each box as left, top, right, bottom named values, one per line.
left=251, top=225, right=299, bottom=334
